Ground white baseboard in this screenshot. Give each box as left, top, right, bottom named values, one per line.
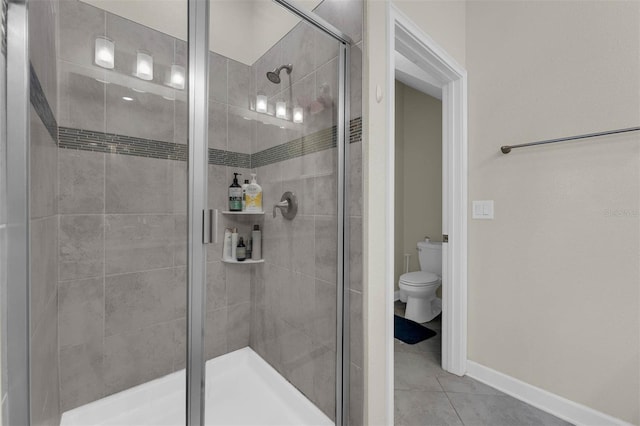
left=393, top=290, right=400, bottom=302
left=466, top=361, right=634, bottom=426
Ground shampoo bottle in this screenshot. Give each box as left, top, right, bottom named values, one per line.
left=245, top=173, right=263, bottom=212
left=236, top=237, right=246, bottom=261
left=223, top=228, right=232, bottom=260
left=228, top=173, right=242, bottom=211
left=242, top=179, right=250, bottom=211
left=231, top=228, right=238, bottom=260
left=251, top=224, right=262, bottom=260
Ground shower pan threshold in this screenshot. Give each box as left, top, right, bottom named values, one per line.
left=60, top=347, right=333, bottom=426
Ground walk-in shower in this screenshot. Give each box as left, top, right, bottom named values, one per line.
left=2, top=0, right=364, bottom=425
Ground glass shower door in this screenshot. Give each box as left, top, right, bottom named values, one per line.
left=201, top=1, right=350, bottom=424
left=31, top=0, right=190, bottom=423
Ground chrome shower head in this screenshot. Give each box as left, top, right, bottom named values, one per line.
left=266, top=64, right=293, bottom=84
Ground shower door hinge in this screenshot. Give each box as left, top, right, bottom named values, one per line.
left=443, top=234, right=449, bottom=243
left=202, top=209, right=215, bottom=244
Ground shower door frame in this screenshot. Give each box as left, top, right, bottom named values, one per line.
left=187, top=1, right=354, bottom=426
left=5, top=0, right=31, bottom=425
left=3, top=0, right=352, bottom=424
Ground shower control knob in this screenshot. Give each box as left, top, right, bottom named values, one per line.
left=272, top=192, right=298, bottom=220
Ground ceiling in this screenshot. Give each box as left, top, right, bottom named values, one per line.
left=79, top=0, right=323, bottom=66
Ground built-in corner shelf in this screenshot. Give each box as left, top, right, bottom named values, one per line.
left=222, top=211, right=264, bottom=215
left=221, top=258, right=265, bottom=265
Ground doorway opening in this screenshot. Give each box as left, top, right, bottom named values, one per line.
left=384, top=4, right=468, bottom=421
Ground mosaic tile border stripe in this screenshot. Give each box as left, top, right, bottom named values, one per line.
left=59, top=116, right=363, bottom=168
left=30, top=63, right=58, bottom=142
left=246, top=116, right=362, bottom=168
left=59, top=127, right=189, bottom=161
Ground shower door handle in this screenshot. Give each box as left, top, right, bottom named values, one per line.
left=202, top=209, right=214, bottom=244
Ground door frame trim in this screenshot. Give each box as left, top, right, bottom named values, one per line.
left=383, top=3, right=468, bottom=421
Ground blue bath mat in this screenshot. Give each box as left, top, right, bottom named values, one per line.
left=394, top=315, right=437, bottom=344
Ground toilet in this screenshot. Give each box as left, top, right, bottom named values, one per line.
left=399, top=238, right=442, bottom=323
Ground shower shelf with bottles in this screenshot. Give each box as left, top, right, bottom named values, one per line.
left=221, top=258, right=264, bottom=265
left=222, top=211, right=264, bottom=215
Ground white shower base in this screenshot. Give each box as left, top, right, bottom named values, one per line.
left=61, top=347, right=333, bottom=426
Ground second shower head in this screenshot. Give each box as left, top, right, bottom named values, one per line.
left=266, top=64, right=293, bottom=84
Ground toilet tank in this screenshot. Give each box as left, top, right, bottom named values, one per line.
left=417, top=238, right=442, bottom=275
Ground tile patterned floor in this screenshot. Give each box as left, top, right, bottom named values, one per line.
left=394, top=301, right=572, bottom=426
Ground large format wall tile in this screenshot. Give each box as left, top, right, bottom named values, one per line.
left=103, top=321, right=180, bottom=396
left=227, top=302, right=251, bottom=352
left=228, top=106, right=255, bottom=154
left=210, top=52, right=228, bottom=104
left=58, top=277, right=104, bottom=349
left=59, top=149, right=105, bottom=214
left=58, top=67, right=106, bottom=132
left=207, top=261, right=226, bottom=311
left=30, top=107, right=58, bottom=219
left=58, top=0, right=105, bottom=66
left=104, top=214, right=174, bottom=274
left=209, top=101, right=228, bottom=151
left=105, top=268, right=184, bottom=336
left=29, top=0, right=58, bottom=117
left=280, top=326, right=314, bottom=396
left=59, top=215, right=104, bottom=281
left=312, top=343, right=336, bottom=418
left=282, top=22, right=315, bottom=84
left=226, top=266, right=251, bottom=306
left=312, top=279, right=337, bottom=351
left=59, top=342, right=104, bottom=411
left=315, top=28, right=339, bottom=70
left=30, top=216, right=58, bottom=336
left=105, top=85, right=174, bottom=143
left=31, top=295, right=60, bottom=426
left=105, top=155, right=174, bottom=214
left=227, top=59, right=253, bottom=109
left=314, top=216, right=338, bottom=284
left=205, top=308, right=228, bottom=360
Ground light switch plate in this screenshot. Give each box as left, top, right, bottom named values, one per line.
left=472, top=200, right=494, bottom=219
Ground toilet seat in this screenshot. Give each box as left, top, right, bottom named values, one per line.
left=399, top=271, right=439, bottom=287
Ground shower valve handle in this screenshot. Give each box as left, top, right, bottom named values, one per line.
left=272, top=192, right=298, bottom=220
left=273, top=200, right=289, bottom=217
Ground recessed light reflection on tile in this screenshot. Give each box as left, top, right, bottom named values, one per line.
left=132, top=88, right=146, bottom=93
left=122, top=96, right=134, bottom=102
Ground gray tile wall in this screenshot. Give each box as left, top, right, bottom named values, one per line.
left=55, top=0, right=253, bottom=412
left=247, top=4, right=363, bottom=423
left=29, top=0, right=61, bottom=424
left=55, top=0, right=363, bottom=421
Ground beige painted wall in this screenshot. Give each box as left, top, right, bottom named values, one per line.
left=393, top=0, right=466, bottom=67
left=364, top=1, right=466, bottom=423
left=466, top=2, right=640, bottom=424
left=394, top=81, right=442, bottom=287
left=367, top=1, right=639, bottom=425
left=394, top=81, right=406, bottom=290
left=363, top=1, right=391, bottom=423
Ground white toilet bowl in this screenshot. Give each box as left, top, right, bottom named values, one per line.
left=399, top=271, right=441, bottom=323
